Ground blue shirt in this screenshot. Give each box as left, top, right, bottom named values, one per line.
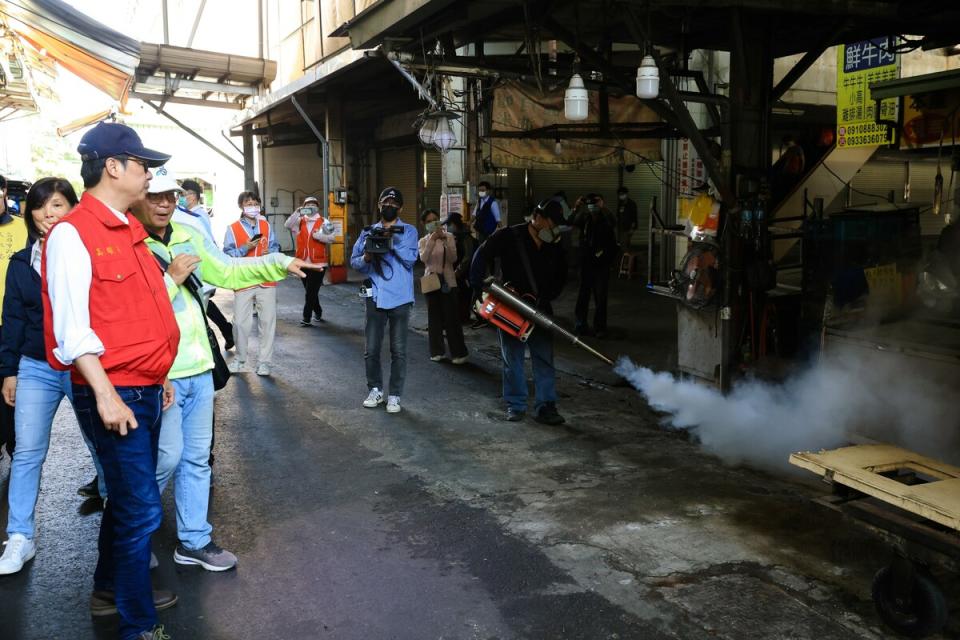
left=222, top=215, right=281, bottom=257
left=350, top=220, right=419, bottom=310
left=174, top=205, right=215, bottom=244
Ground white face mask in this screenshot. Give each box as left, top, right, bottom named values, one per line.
left=478, top=190, right=488, bottom=198
left=242, top=206, right=260, bottom=218
left=619, top=194, right=627, bottom=201
left=537, top=223, right=561, bottom=244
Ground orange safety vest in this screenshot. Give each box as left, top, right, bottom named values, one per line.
left=295, top=216, right=329, bottom=264
left=230, top=217, right=277, bottom=289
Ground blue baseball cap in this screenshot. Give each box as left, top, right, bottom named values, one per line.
left=77, top=122, right=171, bottom=168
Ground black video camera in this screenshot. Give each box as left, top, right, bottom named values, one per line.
left=363, top=225, right=405, bottom=255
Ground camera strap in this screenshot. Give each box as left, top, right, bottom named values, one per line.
left=512, top=227, right=539, bottom=299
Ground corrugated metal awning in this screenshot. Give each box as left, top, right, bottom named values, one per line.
left=0, top=0, right=140, bottom=102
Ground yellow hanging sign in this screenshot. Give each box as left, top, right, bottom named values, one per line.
left=836, top=39, right=899, bottom=148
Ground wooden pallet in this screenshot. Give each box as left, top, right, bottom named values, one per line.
left=790, top=444, right=960, bottom=533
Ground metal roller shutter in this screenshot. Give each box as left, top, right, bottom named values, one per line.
left=423, top=150, right=442, bottom=216
left=848, top=161, right=905, bottom=207
left=377, top=146, right=419, bottom=227
left=528, top=165, right=662, bottom=245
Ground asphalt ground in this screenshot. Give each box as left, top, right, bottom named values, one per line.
left=0, top=273, right=954, bottom=639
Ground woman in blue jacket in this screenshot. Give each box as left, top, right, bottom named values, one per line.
left=0, top=177, right=105, bottom=575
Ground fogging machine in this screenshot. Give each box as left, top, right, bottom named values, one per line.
left=476, top=278, right=615, bottom=365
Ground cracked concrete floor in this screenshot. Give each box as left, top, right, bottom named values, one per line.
left=0, top=275, right=954, bottom=639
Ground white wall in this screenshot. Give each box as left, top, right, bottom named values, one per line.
left=261, top=143, right=325, bottom=251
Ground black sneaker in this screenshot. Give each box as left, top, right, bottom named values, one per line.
left=506, top=408, right=526, bottom=422
left=314, top=310, right=323, bottom=322
left=299, top=319, right=312, bottom=327
left=535, top=402, right=566, bottom=426
left=77, top=476, right=99, bottom=498
left=223, top=337, right=235, bottom=351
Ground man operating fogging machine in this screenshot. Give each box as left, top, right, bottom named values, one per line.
left=350, top=187, right=419, bottom=414
left=470, top=199, right=571, bottom=425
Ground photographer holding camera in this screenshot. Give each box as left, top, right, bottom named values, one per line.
left=350, top=187, right=419, bottom=414
left=285, top=195, right=336, bottom=326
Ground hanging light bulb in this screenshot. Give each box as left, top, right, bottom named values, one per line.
left=564, top=73, right=589, bottom=121
left=636, top=53, right=660, bottom=99
left=418, top=116, right=438, bottom=148
left=554, top=131, right=563, bottom=156
left=431, top=113, right=457, bottom=152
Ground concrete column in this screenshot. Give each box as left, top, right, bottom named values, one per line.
left=243, top=123, right=256, bottom=192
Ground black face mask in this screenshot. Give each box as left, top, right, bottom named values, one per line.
left=380, top=205, right=399, bottom=222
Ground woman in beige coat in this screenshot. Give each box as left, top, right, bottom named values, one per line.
left=418, top=210, right=469, bottom=363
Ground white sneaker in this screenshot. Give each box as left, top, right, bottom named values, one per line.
left=227, top=360, right=246, bottom=373
left=0, top=534, right=36, bottom=575
left=363, top=388, right=383, bottom=408
left=256, top=363, right=271, bottom=376
left=386, top=396, right=401, bottom=414
left=430, top=355, right=446, bottom=362
left=451, top=355, right=469, bottom=365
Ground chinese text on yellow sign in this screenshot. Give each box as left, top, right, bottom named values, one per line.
left=836, top=39, right=898, bottom=148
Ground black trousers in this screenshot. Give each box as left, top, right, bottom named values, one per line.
left=575, top=261, right=611, bottom=331
left=426, top=289, right=469, bottom=358
left=207, top=299, right=234, bottom=347
left=301, top=268, right=325, bottom=321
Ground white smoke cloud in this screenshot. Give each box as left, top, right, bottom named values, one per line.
left=615, top=353, right=959, bottom=472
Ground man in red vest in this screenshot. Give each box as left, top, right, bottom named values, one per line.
left=41, top=121, right=181, bottom=640
left=222, top=191, right=281, bottom=376
left=284, top=195, right=336, bottom=326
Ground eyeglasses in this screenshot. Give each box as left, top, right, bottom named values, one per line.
left=111, top=156, right=149, bottom=172
left=147, top=192, right=179, bottom=204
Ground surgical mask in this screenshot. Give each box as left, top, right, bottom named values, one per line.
left=242, top=206, right=260, bottom=218
left=424, top=221, right=439, bottom=233
left=380, top=205, right=399, bottom=222
left=478, top=190, right=488, bottom=198
left=177, top=196, right=188, bottom=209
left=537, top=223, right=561, bottom=244
left=619, top=194, right=627, bottom=201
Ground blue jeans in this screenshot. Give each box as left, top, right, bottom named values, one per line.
left=74, top=383, right=163, bottom=640
left=6, top=356, right=106, bottom=539
left=364, top=300, right=411, bottom=397
left=498, top=328, right=557, bottom=413
left=156, top=372, right=214, bottom=550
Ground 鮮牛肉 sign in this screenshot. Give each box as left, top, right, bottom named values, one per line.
left=836, top=39, right=899, bottom=148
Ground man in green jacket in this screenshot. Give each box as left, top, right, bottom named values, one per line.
left=131, top=171, right=312, bottom=571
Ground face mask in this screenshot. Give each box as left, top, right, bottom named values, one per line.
left=242, top=206, right=260, bottom=218
left=380, top=205, right=399, bottom=222
left=619, top=194, right=627, bottom=201
left=478, top=190, right=488, bottom=198
left=537, top=223, right=561, bottom=244
left=424, top=221, right=439, bottom=233
left=177, top=196, right=188, bottom=209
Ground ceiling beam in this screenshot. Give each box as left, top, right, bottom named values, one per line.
left=131, top=92, right=244, bottom=110
left=135, top=76, right=258, bottom=96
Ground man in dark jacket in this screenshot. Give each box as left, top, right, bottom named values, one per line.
left=470, top=199, right=569, bottom=425
left=573, top=194, right=618, bottom=338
